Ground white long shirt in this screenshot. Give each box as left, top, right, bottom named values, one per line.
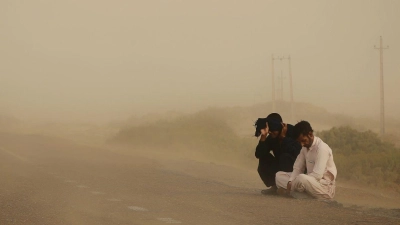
left=289, top=136, right=337, bottom=182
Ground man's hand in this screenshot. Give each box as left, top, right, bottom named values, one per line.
left=286, top=181, right=292, bottom=196
left=259, top=122, right=269, bottom=141
left=260, top=122, right=269, bottom=136
left=279, top=122, right=287, bottom=140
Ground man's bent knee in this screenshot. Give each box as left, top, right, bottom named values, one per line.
left=275, top=171, right=290, bottom=189
left=291, top=174, right=311, bottom=192
left=296, top=174, right=310, bottom=182
left=279, top=153, right=295, bottom=172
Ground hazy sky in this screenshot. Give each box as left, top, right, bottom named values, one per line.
left=1, top=0, right=399, bottom=123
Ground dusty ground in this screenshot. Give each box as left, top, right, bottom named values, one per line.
left=0, top=132, right=399, bottom=225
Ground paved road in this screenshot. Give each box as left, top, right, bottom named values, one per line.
left=0, top=133, right=399, bottom=225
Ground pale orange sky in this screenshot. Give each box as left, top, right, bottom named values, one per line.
left=1, top=0, right=399, bottom=123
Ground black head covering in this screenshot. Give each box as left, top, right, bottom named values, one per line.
left=266, top=113, right=282, bottom=132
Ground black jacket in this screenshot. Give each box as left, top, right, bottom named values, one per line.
left=254, top=124, right=301, bottom=161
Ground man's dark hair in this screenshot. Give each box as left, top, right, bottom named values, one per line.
left=266, top=113, right=282, bottom=122
left=266, top=113, right=283, bottom=132
left=293, top=120, right=313, bottom=139
left=254, top=113, right=283, bottom=137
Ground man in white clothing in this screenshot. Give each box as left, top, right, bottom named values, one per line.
left=275, top=121, right=337, bottom=199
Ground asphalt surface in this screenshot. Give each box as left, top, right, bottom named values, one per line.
left=1, top=133, right=399, bottom=225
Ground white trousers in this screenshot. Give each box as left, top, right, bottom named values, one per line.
left=275, top=171, right=335, bottom=199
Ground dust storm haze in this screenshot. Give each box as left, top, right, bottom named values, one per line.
left=1, top=1, right=400, bottom=225
left=1, top=0, right=399, bottom=123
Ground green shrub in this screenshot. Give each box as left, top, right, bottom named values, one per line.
left=318, top=127, right=400, bottom=189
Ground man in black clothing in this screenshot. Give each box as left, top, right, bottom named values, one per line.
left=254, top=113, right=302, bottom=195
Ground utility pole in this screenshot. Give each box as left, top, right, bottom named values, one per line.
left=271, top=54, right=294, bottom=116
left=374, top=36, right=389, bottom=135
left=279, top=57, right=284, bottom=102
left=280, top=70, right=284, bottom=101
left=288, top=55, right=294, bottom=122
left=276, top=74, right=282, bottom=101
left=271, top=54, right=279, bottom=112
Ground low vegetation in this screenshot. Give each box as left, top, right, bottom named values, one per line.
left=110, top=106, right=400, bottom=191
left=109, top=111, right=255, bottom=163
left=318, top=127, right=400, bottom=188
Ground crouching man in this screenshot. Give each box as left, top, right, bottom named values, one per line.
left=275, top=121, right=337, bottom=199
